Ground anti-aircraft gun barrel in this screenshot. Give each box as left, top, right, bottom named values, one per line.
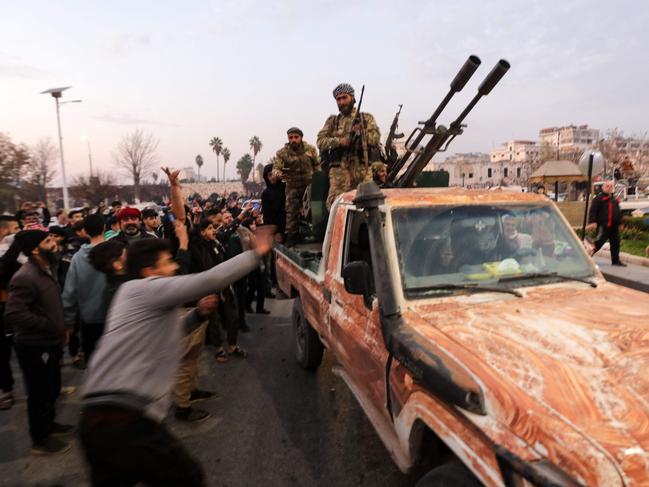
left=395, top=59, right=510, bottom=188
left=386, top=55, right=481, bottom=183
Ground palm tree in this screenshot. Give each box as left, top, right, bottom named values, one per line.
left=222, top=148, right=231, bottom=181
left=249, top=136, right=263, bottom=182
left=195, top=154, right=204, bottom=181
left=209, top=137, right=223, bottom=182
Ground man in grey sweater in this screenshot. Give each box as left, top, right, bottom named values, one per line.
left=79, top=231, right=272, bottom=487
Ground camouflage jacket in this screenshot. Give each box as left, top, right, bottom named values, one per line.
left=273, top=141, right=321, bottom=182
left=316, top=108, right=381, bottom=165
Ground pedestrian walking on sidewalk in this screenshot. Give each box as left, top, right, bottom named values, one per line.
left=587, top=180, right=626, bottom=266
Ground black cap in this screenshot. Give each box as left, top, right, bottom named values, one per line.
left=287, top=127, right=303, bottom=137
left=15, top=230, right=49, bottom=254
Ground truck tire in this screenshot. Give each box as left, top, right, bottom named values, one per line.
left=415, top=463, right=481, bottom=487
left=293, top=296, right=324, bottom=370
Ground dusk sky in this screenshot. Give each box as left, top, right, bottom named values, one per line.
left=2, top=0, right=647, bottom=184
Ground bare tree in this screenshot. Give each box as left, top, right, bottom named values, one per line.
left=71, top=171, right=117, bottom=206
left=0, top=132, right=30, bottom=211
left=24, top=138, right=57, bottom=202
left=113, top=129, right=159, bottom=201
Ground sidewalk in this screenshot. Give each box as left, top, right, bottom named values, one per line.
left=594, top=256, right=649, bottom=293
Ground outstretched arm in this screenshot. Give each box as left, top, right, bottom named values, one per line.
left=143, top=226, right=274, bottom=308
left=162, top=167, right=186, bottom=224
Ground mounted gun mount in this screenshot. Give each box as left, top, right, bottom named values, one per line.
left=386, top=55, right=510, bottom=188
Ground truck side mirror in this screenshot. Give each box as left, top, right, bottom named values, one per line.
left=342, top=261, right=374, bottom=304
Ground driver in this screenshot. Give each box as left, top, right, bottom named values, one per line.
left=450, top=216, right=500, bottom=268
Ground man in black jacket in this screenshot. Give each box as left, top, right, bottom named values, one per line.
left=587, top=180, right=625, bottom=266
left=4, top=230, right=75, bottom=455
left=261, top=163, right=286, bottom=241
left=0, top=216, right=21, bottom=410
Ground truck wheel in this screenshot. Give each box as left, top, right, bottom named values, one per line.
left=415, top=463, right=481, bottom=487
left=293, top=297, right=324, bottom=370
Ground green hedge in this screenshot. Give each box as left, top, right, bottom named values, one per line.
left=622, top=216, right=649, bottom=232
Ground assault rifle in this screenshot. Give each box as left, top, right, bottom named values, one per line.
left=386, top=56, right=510, bottom=187
left=351, top=85, right=369, bottom=167
left=384, top=104, right=404, bottom=167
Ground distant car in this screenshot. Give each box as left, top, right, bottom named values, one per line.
left=546, top=192, right=567, bottom=202
left=630, top=206, right=649, bottom=217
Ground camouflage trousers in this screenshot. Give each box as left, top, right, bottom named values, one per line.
left=326, top=163, right=371, bottom=210
left=285, top=180, right=309, bottom=237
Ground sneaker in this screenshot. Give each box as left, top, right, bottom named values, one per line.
left=51, top=422, right=76, bottom=437
left=31, top=437, right=71, bottom=455
left=612, top=261, right=627, bottom=267
left=189, top=389, right=216, bottom=402
left=174, top=407, right=210, bottom=423
left=0, top=391, right=14, bottom=410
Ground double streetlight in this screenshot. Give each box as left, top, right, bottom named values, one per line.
left=40, top=86, right=81, bottom=210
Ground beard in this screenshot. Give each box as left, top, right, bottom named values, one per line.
left=338, top=101, right=354, bottom=116
left=124, top=223, right=140, bottom=236
left=39, top=248, right=59, bottom=266
left=289, top=141, right=301, bottom=150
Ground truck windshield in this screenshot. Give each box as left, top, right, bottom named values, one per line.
left=392, top=204, right=597, bottom=297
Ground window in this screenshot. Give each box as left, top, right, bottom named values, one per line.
left=504, top=168, right=509, bottom=177
left=392, top=204, right=596, bottom=297
left=469, top=173, right=474, bottom=179
left=342, top=210, right=374, bottom=278
left=488, top=168, right=492, bottom=178
left=517, top=167, right=521, bottom=177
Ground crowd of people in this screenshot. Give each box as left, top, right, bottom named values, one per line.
left=0, top=81, right=396, bottom=485
left=0, top=167, right=281, bottom=485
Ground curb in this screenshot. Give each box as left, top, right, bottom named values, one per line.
left=599, top=271, right=649, bottom=294
left=595, top=249, right=649, bottom=267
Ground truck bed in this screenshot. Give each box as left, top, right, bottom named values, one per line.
left=274, top=242, right=322, bottom=275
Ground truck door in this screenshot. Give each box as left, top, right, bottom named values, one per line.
left=328, top=209, right=388, bottom=409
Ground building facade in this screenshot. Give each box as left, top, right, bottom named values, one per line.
left=428, top=150, right=533, bottom=188
left=538, top=125, right=600, bottom=161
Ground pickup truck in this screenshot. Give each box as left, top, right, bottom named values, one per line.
left=275, top=182, right=649, bottom=486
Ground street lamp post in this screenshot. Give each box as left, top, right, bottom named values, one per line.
left=82, top=136, right=93, bottom=177
left=40, top=87, right=81, bottom=210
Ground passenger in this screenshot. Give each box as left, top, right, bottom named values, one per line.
left=501, top=215, right=532, bottom=256
left=528, top=209, right=556, bottom=257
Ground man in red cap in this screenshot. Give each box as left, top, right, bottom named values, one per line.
left=113, top=207, right=155, bottom=245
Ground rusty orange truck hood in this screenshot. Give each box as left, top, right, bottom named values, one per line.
left=405, top=282, right=649, bottom=482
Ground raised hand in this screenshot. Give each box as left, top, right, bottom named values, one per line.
left=251, top=225, right=276, bottom=256
left=161, top=167, right=181, bottom=187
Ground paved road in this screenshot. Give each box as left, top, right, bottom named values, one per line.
left=0, top=298, right=417, bottom=487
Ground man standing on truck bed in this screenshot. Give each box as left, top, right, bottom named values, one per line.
left=317, top=83, right=381, bottom=210
left=273, top=127, right=320, bottom=247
